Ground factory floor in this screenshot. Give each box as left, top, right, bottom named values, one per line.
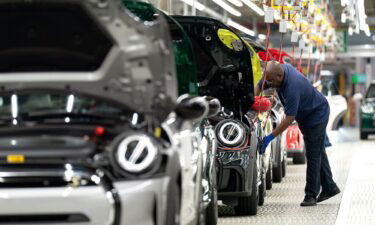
left=218, top=128, right=375, bottom=225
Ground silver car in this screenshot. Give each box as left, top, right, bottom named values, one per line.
left=0, top=0, right=211, bottom=225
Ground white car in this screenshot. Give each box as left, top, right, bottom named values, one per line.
left=319, top=71, right=348, bottom=131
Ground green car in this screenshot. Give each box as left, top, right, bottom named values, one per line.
left=360, top=83, right=375, bottom=140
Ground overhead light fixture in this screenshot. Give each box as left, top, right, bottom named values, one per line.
left=213, top=0, right=242, bottom=17
left=180, top=0, right=225, bottom=20
left=181, top=0, right=206, bottom=11
left=258, top=34, right=266, bottom=40
left=227, top=0, right=243, bottom=7
left=227, top=19, right=255, bottom=36
left=11, top=94, right=18, bottom=119
left=241, top=0, right=264, bottom=16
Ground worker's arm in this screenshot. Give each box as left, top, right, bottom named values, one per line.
left=272, top=116, right=295, bottom=137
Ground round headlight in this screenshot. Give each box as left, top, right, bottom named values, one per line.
left=216, top=120, right=246, bottom=147
left=361, top=104, right=374, bottom=114
left=115, top=134, right=158, bottom=173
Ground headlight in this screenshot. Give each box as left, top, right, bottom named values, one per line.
left=361, top=104, right=374, bottom=114
left=216, top=120, right=246, bottom=147
left=111, top=132, right=160, bottom=176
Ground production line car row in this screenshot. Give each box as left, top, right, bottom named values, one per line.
left=0, top=1, right=305, bottom=225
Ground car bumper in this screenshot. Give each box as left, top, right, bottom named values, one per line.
left=0, top=171, right=171, bottom=225
left=361, top=113, right=375, bottom=133
left=217, top=147, right=256, bottom=198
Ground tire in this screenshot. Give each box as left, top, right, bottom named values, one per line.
left=282, top=155, right=287, bottom=178
left=234, top=162, right=258, bottom=216
left=205, top=168, right=218, bottom=225
left=273, top=142, right=283, bottom=183
left=266, top=157, right=273, bottom=190
left=360, top=131, right=368, bottom=140
left=168, top=181, right=181, bottom=225
left=258, top=171, right=266, bottom=206
left=293, top=152, right=306, bottom=164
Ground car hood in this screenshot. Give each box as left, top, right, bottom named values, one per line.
left=172, top=16, right=255, bottom=117
left=0, top=0, right=177, bottom=123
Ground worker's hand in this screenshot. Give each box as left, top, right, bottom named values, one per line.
left=260, top=134, right=275, bottom=154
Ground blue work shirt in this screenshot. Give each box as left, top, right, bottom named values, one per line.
left=258, top=63, right=329, bottom=127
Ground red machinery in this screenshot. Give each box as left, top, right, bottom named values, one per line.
left=285, top=124, right=306, bottom=164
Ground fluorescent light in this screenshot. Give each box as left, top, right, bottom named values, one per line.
left=258, top=34, right=266, bottom=40
left=241, top=0, right=264, bottom=16
left=180, top=0, right=225, bottom=20
left=227, top=0, right=243, bottom=7
left=181, top=0, right=206, bottom=11
left=132, top=113, right=139, bottom=125
left=227, top=19, right=255, bottom=36
left=66, top=94, right=75, bottom=113
left=204, top=7, right=225, bottom=20
left=213, top=0, right=242, bottom=17
left=11, top=94, right=18, bottom=118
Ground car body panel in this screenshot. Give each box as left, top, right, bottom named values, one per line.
left=0, top=1, right=203, bottom=225
left=319, top=71, right=348, bottom=131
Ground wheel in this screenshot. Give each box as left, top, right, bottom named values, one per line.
left=266, top=157, right=273, bottom=190
left=205, top=168, right=218, bottom=225
left=293, top=152, right=306, bottom=164
left=258, top=171, right=266, bottom=206
left=360, top=131, right=368, bottom=140
left=272, top=139, right=283, bottom=183
left=234, top=161, right=258, bottom=216
left=282, top=155, right=287, bottom=178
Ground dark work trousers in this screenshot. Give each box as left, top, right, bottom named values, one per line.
left=299, top=120, right=336, bottom=198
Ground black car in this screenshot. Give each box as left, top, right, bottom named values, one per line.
left=360, top=82, right=375, bottom=139
left=173, top=16, right=263, bottom=216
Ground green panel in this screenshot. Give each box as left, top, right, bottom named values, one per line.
left=122, top=0, right=158, bottom=22
left=165, top=16, right=198, bottom=96
left=122, top=1, right=198, bottom=96
left=352, top=74, right=367, bottom=84
left=361, top=113, right=375, bottom=129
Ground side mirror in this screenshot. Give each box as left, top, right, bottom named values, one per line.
left=175, top=95, right=208, bottom=121
left=204, top=96, right=221, bottom=118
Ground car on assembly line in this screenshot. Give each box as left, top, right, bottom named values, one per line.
left=118, top=2, right=222, bottom=224
left=360, top=82, right=375, bottom=139
left=319, top=70, right=348, bottom=131
left=173, top=16, right=265, bottom=216
left=0, top=1, right=214, bottom=225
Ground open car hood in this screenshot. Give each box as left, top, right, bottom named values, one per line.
left=172, top=16, right=254, bottom=117
left=0, top=0, right=177, bottom=123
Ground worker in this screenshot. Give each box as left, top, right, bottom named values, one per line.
left=255, top=61, right=340, bottom=207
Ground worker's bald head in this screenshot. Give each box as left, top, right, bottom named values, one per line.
left=264, top=61, right=284, bottom=88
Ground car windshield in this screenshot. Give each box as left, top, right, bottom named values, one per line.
left=366, top=84, right=375, bottom=98
left=0, top=92, right=135, bottom=127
